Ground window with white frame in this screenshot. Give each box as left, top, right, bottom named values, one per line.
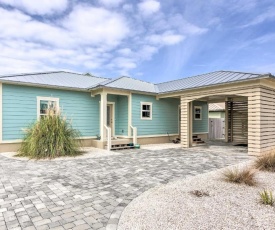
left=37, top=97, right=59, bottom=119
left=141, top=102, right=152, bottom=120
left=194, top=106, right=202, bottom=120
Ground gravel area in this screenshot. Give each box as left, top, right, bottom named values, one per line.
left=118, top=161, right=275, bottom=230
left=1, top=147, right=121, bottom=161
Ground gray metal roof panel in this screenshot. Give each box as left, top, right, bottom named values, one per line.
left=99, top=76, right=157, bottom=93
left=156, top=71, right=268, bottom=93
left=0, top=71, right=109, bottom=90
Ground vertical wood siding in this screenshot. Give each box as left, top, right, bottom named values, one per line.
left=2, top=84, right=100, bottom=141
left=132, top=94, right=180, bottom=136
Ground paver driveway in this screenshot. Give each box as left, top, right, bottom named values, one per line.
left=0, top=145, right=250, bottom=230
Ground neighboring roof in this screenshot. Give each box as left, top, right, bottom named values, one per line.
left=209, top=103, right=225, bottom=111
left=0, top=70, right=273, bottom=93
left=91, top=76, right=157, bottom=93
left=156, top=70, right=271, bottom=93
left=0, top=71, right=109, bottom=90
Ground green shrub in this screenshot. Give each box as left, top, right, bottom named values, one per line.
left=254, top=151, right=275, bottom=172
left=259, top=189, right=274, bottom=206
left=17, top=109, right=82, bottom=159
left=222, top=167, right=257, bottom=186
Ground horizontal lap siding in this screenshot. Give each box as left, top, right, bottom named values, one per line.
left=192, top=101, right=208, bottom=133
left=132, top=94, right=180, bottom=136
left=117, top=96, right=128, bottom=136
left=3, top=84, right=100, bottom=141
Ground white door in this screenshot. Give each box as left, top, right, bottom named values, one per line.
left=107, top=104, right=114, bottom=136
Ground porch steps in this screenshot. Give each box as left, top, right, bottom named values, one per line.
left=105, top=139, right=135, bottom=150
left=192, top=135, right=205, bottom=145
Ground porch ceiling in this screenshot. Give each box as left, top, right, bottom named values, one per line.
left=197, top=94, right=247, bottom=103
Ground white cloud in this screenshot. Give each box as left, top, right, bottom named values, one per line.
left=241, top=6, right=275, bottom=27
left=117, top=48, right=132, bottom=56
left=62, top=6, right=130, bottom=48
left=147, top=32, right=185, bottom=46
left=138, top=0, right=160, bottom=16
left=0, top=0, right=68, bottom=15
left=0, top=1, right=207, bottom=75
left=98, top=0, right=125, bottom=7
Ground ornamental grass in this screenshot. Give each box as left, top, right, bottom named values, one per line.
left=17, top=109, right=82, bottom=159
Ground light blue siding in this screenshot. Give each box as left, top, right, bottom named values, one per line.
left=193, top=101, right=208, bottom=133
left=132, top=94, right=180, bottom=136
left=107, top=94, right=128, bottom=136
left=2, top=84, right=100, bottom=141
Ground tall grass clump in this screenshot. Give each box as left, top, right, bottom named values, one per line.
left=222, top=167, right=257, bottom=186
left=259, top=189, right=274, bottom=206
left=254, top=151, right=275, bottom=172
left=18, top=109, right=81, bottom=159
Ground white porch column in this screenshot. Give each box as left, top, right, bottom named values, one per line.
left=128, top=93, right=132, bottom=136
left=100, top=91, right=107, bottom=141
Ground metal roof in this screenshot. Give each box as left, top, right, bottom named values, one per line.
left=209, top=103, right=225, bottom=111
left=156, top=71, right=271, bottom=93
left=0, top=70, right=273, bottom=93
left=0, top=71, right=109, bottom=90
left=92, top=76, right=157, bottom=93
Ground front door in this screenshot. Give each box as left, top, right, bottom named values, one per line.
left=107, top=104, right=114, bottom=137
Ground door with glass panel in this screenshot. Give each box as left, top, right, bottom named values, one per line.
left=107, top=104, right=114, bottom=137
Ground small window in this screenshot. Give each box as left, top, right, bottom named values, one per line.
left=37, top=97, right=59, bottom=119
left=194, top=106, right=202, bottom=120
left=141, top=102, right=152, bottom=120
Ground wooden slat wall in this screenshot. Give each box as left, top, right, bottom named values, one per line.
left=227, top=101, right=248, bottom=144
left=180, top=83, right=275, bottom=155
left=209, top=118, right=225, bottom=139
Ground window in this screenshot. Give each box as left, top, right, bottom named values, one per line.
left=194, top=106, right=202, bottom=120
left=141, top=102, right=152, bottom=120
left=37, top=97, right=59, bottom=119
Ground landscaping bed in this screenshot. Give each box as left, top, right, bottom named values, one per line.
left=118, top=161, right=275, bottom=230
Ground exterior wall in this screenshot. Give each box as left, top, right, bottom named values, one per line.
left=107, top=94, right=128, bottom=136
left=179, top=79, right=275, bottom=155
left=209, top=111, right=225, bottom=118
left=132, top=94, right=180, bottom=136
left=192, top=101, right=208, bottom=134
left=2, top=84, right=100, bottom=141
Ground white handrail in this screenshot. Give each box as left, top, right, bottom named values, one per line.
left=130, top=125, right=137, bottom=145
left=104, top=125, right=111, bottom=151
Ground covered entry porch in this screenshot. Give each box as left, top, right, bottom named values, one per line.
left=158, top=78, right=275, bottom=155
left=194, top=94, right=248, bottom=146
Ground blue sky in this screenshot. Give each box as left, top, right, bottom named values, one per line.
left=0, top=0, right=274, bottom=83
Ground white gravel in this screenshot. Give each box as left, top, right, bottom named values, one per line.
left=1, top=147, right=121, bottom=161
left=118, top=161, right=275, bottom=230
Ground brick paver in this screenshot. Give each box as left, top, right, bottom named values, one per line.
left=0, top=144, right=250, bottom=229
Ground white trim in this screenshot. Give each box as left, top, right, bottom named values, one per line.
left=37, top=96, right=59, bottom=120
left=194, top=106, right=202, bottom=120
left=137, top=133, right=179, bottom=138
left=1, top=139, right=22, bottom=144
left=107, top=102, right=115, bottom=137
left=100, top=92, right=107, bottom=141
left=128, top=93, right=132, bottom=136
left=1, top=136, right=98, bottom=144
left=140, top=102, right=153, bottom=120
left=193, top=132, right=209, bottom=134
left=0, top=83, right=2, bottom=143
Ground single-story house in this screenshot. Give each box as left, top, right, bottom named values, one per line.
left=0, top=70, right=274, bottom=155
left=209, top=103, right=225, bottom=118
